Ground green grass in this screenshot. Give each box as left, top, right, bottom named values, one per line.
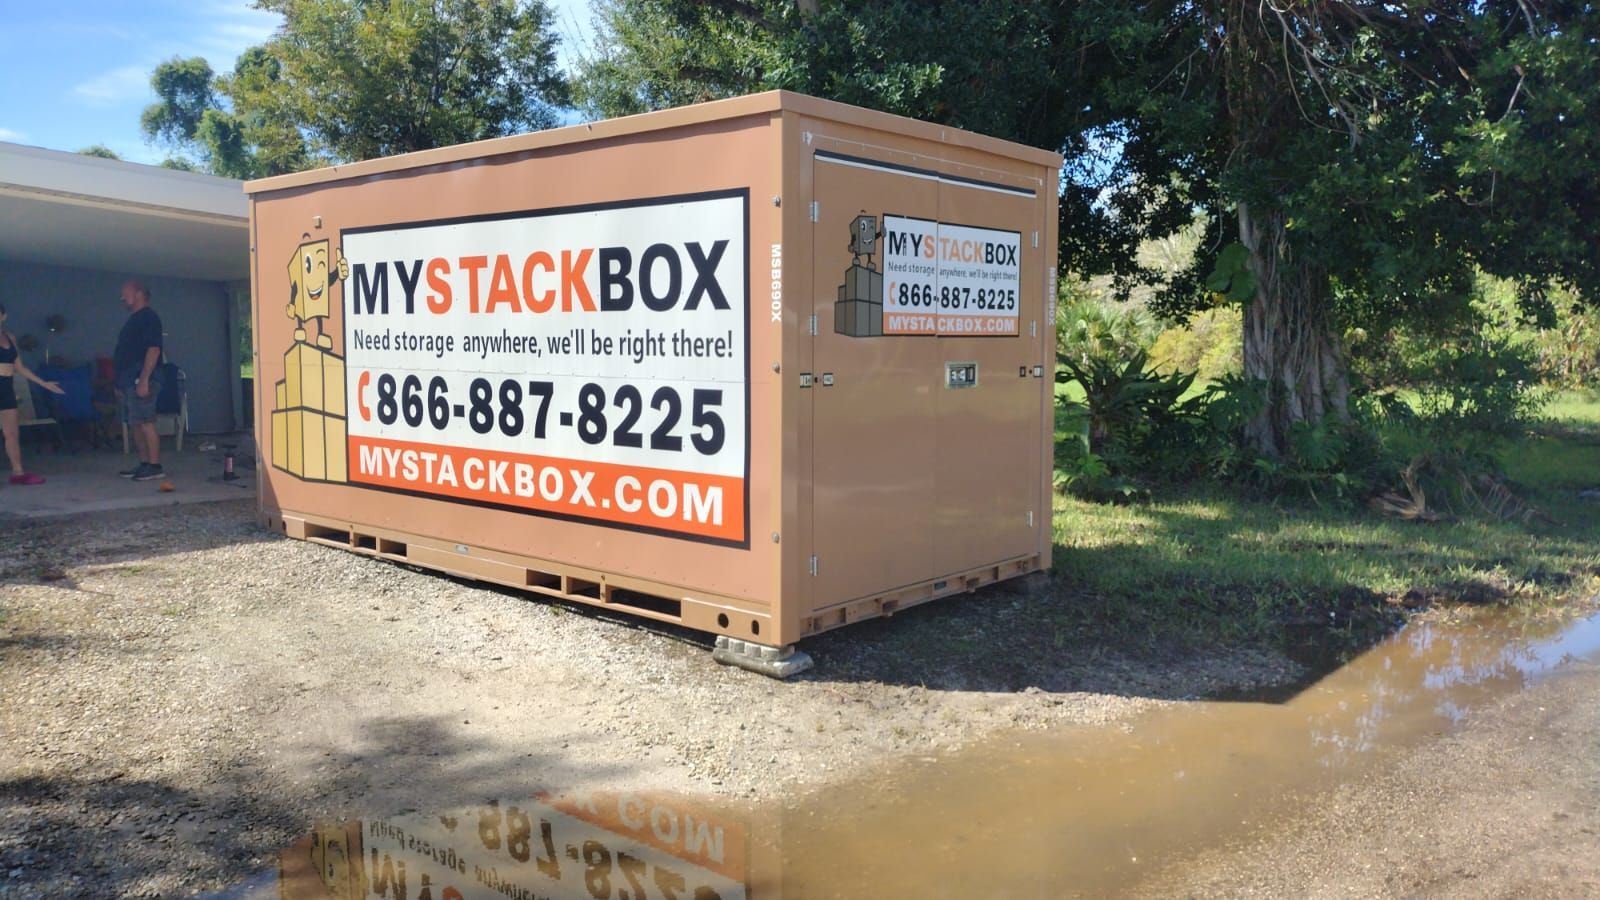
left=1541, top=388, right=1600, bottom=427
left=1046, top=390, right=1600, bottom=652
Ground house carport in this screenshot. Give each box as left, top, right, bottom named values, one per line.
left=0, top=141, right=249, bottom=435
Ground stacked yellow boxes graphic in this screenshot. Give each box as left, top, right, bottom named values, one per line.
left=272, top=237, right=349, bottom=483
left=272, top=340, right=347, bottom=482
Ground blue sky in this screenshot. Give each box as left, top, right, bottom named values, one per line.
left=0, top=1, right=596, bottom=165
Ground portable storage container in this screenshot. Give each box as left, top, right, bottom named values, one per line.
left=247, top=91, right=1061, bottom=670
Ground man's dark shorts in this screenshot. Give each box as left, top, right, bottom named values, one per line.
left=120, top=375, right=163, bottom=425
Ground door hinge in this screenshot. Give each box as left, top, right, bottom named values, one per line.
left=1027, top=510, right=1035, bottom=527
left=809, top=201, right=820, bottom=223
left=809, top=555, right=819, bottom=576
left=1030, top=320, right=1038, bottom=338
left=1032, top=231, right=1040, bottom=249
left=807, top=314, right=819, bottom=335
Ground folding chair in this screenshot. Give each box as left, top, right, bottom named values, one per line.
left=13, top=371, right=63, bottom=452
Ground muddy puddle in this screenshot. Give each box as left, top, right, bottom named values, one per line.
left=237, top=607, right=1600, bottom=899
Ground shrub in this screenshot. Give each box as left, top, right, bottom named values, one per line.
left=1533, top=294, right=1600, bottom=389
left=1149, top=306, right=1243, bottom=382
left=1055, top=285, right=1162, bottom=369
left=1056, top=349, right=1196, bottom=468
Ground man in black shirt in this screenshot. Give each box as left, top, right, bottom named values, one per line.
left=115, top=279, right=165, bottom=481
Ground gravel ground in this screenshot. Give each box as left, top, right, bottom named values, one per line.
left=0, top=500, right=1298, bottom=897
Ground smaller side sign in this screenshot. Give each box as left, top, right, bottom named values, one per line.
left=880, top=215, right=1020, bottom=336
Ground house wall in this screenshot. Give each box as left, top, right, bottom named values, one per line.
left=0, top=260, right=237, bottom=432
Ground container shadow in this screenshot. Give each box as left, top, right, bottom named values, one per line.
left=0, top=718, right=636, bottom=898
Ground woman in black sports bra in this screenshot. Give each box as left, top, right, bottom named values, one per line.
left=0, top=301, right=65, bottom=486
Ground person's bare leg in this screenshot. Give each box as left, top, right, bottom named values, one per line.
left=0, top=409, right=21, bottom=475
left=138, top=421, right=160, bottom=466
left=129, top=418, right=147, bottom=463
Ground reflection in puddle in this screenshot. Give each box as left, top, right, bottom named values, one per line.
left=246, top=609, right=1600, bottom=898
left=266, top=792, right=749, bottom=899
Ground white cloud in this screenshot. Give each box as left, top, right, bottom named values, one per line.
left=67, top=3, right=282, bottom=114
left=0, top=128, right=27, bottom=142
left=72, top=65, right=152, bottom=104
left=189, top=2, right=282, bottom=71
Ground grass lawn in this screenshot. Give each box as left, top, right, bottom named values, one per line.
left=1047, top=390, right=1600, bottom=655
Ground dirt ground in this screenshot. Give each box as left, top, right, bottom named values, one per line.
left=6, top=500, right=1596, bottom=898
left=1136, top=654, right=1600, bottom=898
left=0, top=500, right=1293, bottom=898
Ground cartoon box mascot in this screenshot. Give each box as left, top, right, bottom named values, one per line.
left=272, top=236, right=350, bottom=483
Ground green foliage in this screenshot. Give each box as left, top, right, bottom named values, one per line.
left=573, top=0, right=1073, bottom=150
left=141, top=1, right=568, bottom=176
left=202, top=46, right=314, bottom=179
left=1053, top=438, right=1142, bottom=504
left=1051, top=391, right=1600, bottom=650
left=1054, top=288, right=1160, bottom=371
left=1055, top=3, right=1600, bottom=455
left=1056, top=349, right=1191, bottom=458
left=159, top=157, right=198, bottom=171
left=140, top=57, right=217, bottom=148
left=1202, top=243, right=1257, bottom=305
left=1053, top=348, right=1269, bottom=486
left=578, top=2, right=1600, bottom=461
left=1355, top=299, right=1546, bottom=450
left=1053, top=338, right=1382, bottom=506
left=1534, top=298, right=1600, bottom=389
left=138, top=48, right=310, bottom=178
left=573, top=0, right=800, bottom=117
left=1067, top=5, right=1600, bottom=320
left=1149, top=307, right=1242, bottom=381
left=251, top=0, right=569, bottom=162
left=76, top=145, right=120, bottom=159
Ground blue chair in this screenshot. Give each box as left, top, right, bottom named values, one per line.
left=39, top=365, right=95, bottom=449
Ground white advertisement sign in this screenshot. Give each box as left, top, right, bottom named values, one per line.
left=338, top=192, right=748, bottom=544
left=881, top=215, right=1020, bottom=336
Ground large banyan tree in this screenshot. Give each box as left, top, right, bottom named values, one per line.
left=1061, top=1, right=1599, bottom=454
left=579, top=0, right=1599, bottom=454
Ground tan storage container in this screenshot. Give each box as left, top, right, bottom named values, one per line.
left=247, top=91, right=1061, bottom=670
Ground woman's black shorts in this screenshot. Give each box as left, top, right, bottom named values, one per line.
left=0, top=375, right=16, bottom=412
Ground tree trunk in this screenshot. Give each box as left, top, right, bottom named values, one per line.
left=1239, top=203, right=1350, bottom=458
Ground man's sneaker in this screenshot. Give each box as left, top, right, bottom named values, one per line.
left=9, top=472, right=45, bottom=485
left=131, top=464, right=165, bottom=482
left=118, top=464, right=141, bottom=478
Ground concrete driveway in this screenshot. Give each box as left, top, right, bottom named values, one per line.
left=0, top=437, right=255, bottom=518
